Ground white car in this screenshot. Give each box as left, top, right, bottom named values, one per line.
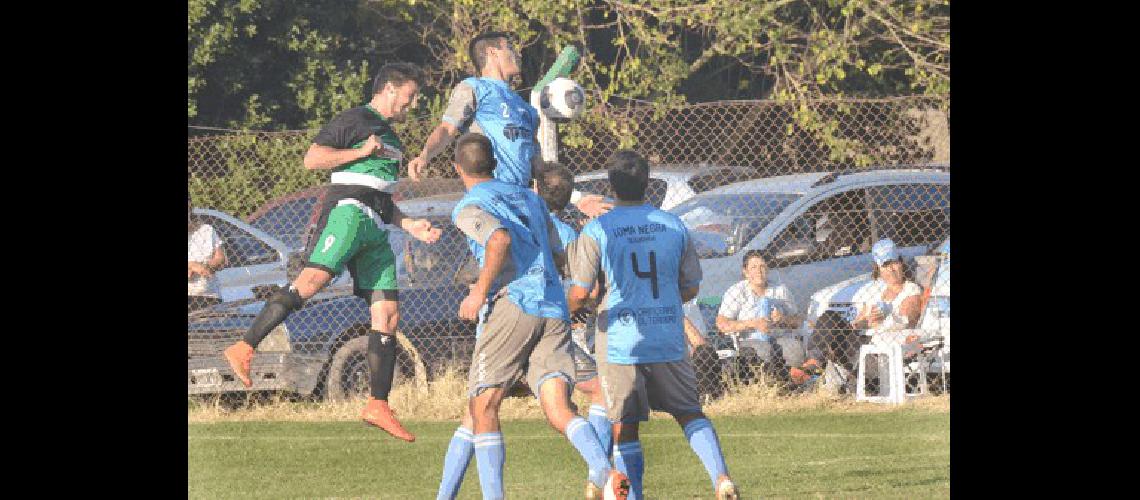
left=670, top=167, right=950, bottom=315
left=191, top=208, right=294, bottom=302
left=572, top=164, right=760, bottom=211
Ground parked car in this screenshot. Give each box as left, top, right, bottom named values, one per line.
left=670, top=167, right=950, bottom=315
left=559, top=164, right=761, bottom=228
left=188, top=200, right=480, bottom=400
left=191, top=208, right=293, bottom=302
left=246, top=179, right=465, bottom=250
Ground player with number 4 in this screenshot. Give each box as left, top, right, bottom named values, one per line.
left=566, top=150, right=739, bottom=500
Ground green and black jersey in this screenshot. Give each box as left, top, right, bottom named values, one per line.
left=313, top=104, right=404, bottom=191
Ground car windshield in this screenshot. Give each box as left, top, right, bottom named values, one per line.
left=670, top=192, right=801, bottom=258
left=249, top=196, right=319, bottom=249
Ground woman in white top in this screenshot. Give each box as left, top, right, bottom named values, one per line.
left=850, top=238, right=922, bottom=340
left=188, top=198, right=227, bottom=312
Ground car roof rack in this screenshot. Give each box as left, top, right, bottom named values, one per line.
left=809, top=163, right=950, bottom=188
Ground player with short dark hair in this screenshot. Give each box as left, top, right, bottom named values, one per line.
left=406, top=32, right=611, bottom=217
left=446, top=133, right=629, bottom=500
left=567, top=150, right=739, bottom=500
left=223, top=62, right=440, bottom=443
left=538, top=161, right=615, bottom=498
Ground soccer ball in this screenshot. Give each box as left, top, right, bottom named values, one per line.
left=539, top=77, right=586, bottom=121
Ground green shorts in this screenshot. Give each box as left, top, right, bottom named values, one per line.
left=306, top=201, right=397, bottom=293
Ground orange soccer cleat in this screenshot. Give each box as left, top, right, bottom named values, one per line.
left=223, top=341, right=255, bottom=388
left=361, top=397, right=415, bottom=442
left=604, top=470, right=631, bottom=500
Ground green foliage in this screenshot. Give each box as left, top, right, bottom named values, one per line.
left=188, top=133, right=325, bottom=217
left=189, top=1, right=949, bottom=195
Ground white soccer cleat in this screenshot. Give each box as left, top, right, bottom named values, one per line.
left=716, top=477, right=740, bottom=500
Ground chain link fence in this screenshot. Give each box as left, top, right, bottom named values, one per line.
left=188, top=96, right=949, bottom=406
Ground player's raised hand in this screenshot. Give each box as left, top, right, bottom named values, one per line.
left=407, top=155, right=428, bottom=182
left=404, top=218, right=442, bottom=244
left=575, top=194, right=613, bottom=218
left=361, top=134, right=383, bottom=157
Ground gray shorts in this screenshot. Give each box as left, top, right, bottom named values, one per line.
left=467, top=296, right=577, bottom=398
left=595, top=329, right=702, bottom=424
left=570, top=316, right=598, bottom=382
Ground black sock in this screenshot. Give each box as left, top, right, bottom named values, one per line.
left=242, top=286, right=303, bottom=347
left=368, top=331, right=398, bottom=400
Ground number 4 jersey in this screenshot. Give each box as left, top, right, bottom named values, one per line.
left=567, top=204, right=702, bottom=364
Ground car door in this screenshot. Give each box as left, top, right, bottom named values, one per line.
left=759, top=187, right=876, bottom=313
left=195, top=211, right=290, bottom=301
left=866, top=183, right=950, bottom=262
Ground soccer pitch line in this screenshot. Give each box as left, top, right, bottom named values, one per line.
left=188, top=431, right=945, bottom=441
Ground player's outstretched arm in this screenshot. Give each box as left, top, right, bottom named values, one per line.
left=408, top=122, right=460, bottom=181
left=390, top=205, right=442, bottom=244
left=458, top=229, right=510, bottom=321
left=571, top=193, right=612, bottom=218
left=303, top=135, right=379, bottom=170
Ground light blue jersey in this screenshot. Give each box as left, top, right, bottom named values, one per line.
left=569, top=205, right=702, bottom=364
left=452, top=179, right=569, bottom=321
left=550, top=213, right=579, bottom=251
left=461, top=77, right=540, bottom=188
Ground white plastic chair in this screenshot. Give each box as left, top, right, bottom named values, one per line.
left=856, top=343, right=930, bottom=403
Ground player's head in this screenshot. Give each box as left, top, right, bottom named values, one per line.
left=742, top=249, right=768, bottom=287
left=469, top=32, right=521, bottom=78
left=371, top=63, right=425, bottom=122
left=607, top=149, right=650, bottom=202
left=536, top=162, right=574, bottom=211
left=454, top=133, right=497, bottom=180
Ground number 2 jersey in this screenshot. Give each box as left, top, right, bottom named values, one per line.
left=567, top=204, right=702, bottom=364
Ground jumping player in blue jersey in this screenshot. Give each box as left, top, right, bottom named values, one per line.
left=443, top=134, right=629, bottom=500
left=407, top=31, right=611, bottom=217
left=567, top=150, right=739, bottom=500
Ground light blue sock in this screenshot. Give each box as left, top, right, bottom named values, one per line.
left=683, top=418, right=729, bottom=489
left=436, top=426, right=474, bottom=500
left=473, top=432, right=505, bottom=500
left=614, top=441, right=645, bottom=500
left=587, top=404, right=613, bottom=457
left=565, top=417, right=612, bottom=489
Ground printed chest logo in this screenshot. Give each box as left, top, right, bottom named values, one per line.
left=322, top=235, right=337, bottom=253
left=502, top=124, right=531, bottom=142
left=616, top=308, right=636, bottom=326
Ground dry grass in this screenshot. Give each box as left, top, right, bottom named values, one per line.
left=187, top=366, right=949, bottom=423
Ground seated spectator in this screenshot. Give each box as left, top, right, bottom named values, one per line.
left=188, top=197, right=227, bottom=312
left=804, top=238, right=925, bottom=394
left=715, top=250, right=805, bottom=384
left=851, top=238, right=923, bottom=341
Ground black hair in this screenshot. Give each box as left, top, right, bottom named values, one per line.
left=468, top=32, right=511, bottom=73
left=454, top=133, right=497, bottom=177
left=607, top=149, right=649, bottom=201
left=537, top=162, right=574, bottom=211
left=371, top=62, right=425, bottom=96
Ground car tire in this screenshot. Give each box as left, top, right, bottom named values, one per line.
left=324, top=336, right=408, bottom=403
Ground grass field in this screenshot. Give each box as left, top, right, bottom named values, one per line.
left=188, top=408, right=949, bottom=499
